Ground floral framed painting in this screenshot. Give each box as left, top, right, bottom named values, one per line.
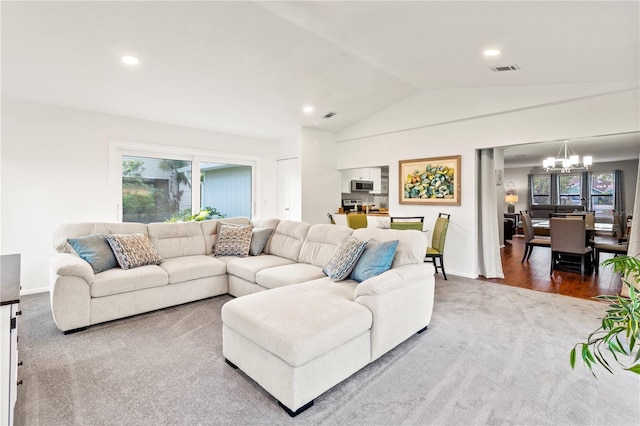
left=399, top=155, right=461, bottom=205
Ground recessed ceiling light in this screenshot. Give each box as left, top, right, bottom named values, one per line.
left=483, top=49, right=501, bottom=57
left=303, top=105, right=314, bottom=113
left=120, top=55, right=140, bottom=65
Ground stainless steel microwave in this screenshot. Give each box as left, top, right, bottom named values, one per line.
left=351, top=180, right=374, bottom=192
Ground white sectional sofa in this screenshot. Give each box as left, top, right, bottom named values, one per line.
left=51, top=216, right=435, bottom=415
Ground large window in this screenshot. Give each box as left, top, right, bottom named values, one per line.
left=200, top=162, right=252, bottom=218
left=558, top=174, right=582, bottom=206
left=122, top=156, right=193, bottom=223
left=531, top=175, right=551, bottom=205
left=529, top=171, right=620, bottom=223
left=112, top=142, right=255, bottom=223
left=590, top=172, right=615, bottom=222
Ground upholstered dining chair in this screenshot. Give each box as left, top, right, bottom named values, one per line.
left=613, top=213, right=628, bottom=243
left=594, top=213, right=629, bottom=274
left=425, top=213, right=450, bottom=280
left=346, top=213, right=367, bottom=229
left=549, top=217, right=593, bottom=280
left=520, top=213, right=551, bottom=263
left=389, top=216, right=424, bottom=231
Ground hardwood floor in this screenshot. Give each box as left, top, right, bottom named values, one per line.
left=478, top=234, right=623, bottom=301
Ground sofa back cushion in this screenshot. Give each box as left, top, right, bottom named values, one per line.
left=54, top=222, right=148, bottom=254
left=529, top=205, right=556, bottom=218
left=352, top=228, right=427, bottom=267
left=250, top=217, right=280, bottom=230
left=264, top=220, right=311, bottom=261
left=200, top=217, right=251, bottom=255
left=299, top=224, right=353, bottom=267
left=147, top=222, right=206, bottom=259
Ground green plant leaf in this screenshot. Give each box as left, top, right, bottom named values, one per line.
left=570, top=347, right=576, bottom=369
left=626, top=364, right=640, bottom=374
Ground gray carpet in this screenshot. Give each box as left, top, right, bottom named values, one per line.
left=14, top=276, right=639, bottom=425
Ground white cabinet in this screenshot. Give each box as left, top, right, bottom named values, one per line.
left=1, top=254, right=20, bottom=426
left=351, top=168, right=370, bottom=180
left=369, top=167, right=382, bottom=193
left=341, top=167, right=383, bottom=193
left=341, top=170, right=352, bottom=193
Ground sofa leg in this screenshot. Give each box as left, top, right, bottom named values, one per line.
left=278, top=400, right=314, bottom=417
left=225, top=358, right=238, bottom=369
left=63, top=326, right=89, bottom=335
left=417, top=325, right=428, bottom=334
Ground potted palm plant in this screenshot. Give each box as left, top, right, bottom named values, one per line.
left=571, top=255, right=640, bottom=376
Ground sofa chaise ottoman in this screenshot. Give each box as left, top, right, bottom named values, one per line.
left=221, top=227, right=434, bottom=416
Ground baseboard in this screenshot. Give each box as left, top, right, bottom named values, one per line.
left=20, top=286, right=49, bottom=296
left=443, top=271, right=477, bottom=279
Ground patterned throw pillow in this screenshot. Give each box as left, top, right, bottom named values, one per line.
left=213, top=224, right=254, bottom=257
left=67, top=234, right=118, bottom=274
left=322, top=236, right=367, bottom=281
left=105, top=233, right=163, bottom=270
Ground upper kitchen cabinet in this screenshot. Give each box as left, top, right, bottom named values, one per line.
left=340, top=167, right=384, bottom=193
left=369, top=167, right=382, bottom=193
left=351, top=168, right=370, bottom=180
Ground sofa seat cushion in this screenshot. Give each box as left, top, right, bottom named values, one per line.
left=226, top=255, right=295, bottom=284
left=221, top=280, right=371, bottom=367
left=255, top=263, right=326, bottom=289
left=91, top=265, right=168, bottom=297
left=159, top=255, right=226, bottom=284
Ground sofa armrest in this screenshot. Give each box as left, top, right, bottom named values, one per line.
left=51, top=253, right=94, bottom=284
left=354, top=263, right=429, bottom=298
left=354, top=263, right=435, bottom=361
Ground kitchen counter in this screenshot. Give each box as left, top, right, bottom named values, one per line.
left=334, top=212, right=389, bottom=217
left=332, top=213, right=390, bottom=228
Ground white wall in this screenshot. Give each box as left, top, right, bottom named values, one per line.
left=1, top=98, right=278, bottom=293
left=336, top=83, right=640, bottom=278
left=300, top=127, right=341, bottom=225
left=503, top=167, right=531, bottom=214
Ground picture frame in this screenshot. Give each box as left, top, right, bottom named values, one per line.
left=399, top=155, right=461, bottom=205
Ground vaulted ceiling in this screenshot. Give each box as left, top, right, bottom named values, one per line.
left=2, top=1, right=639, bottom=141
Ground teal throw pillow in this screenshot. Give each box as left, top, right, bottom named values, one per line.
left=322, top=236, right=367, bottom=281
left=350, top=239, right=399, bottom=282
left=67, top=234, right=118, bottom=274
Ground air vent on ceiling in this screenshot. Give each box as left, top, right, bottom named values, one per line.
left=323, top=112, right=337, bottom=119
left=490, top=65, right=520, bottom=72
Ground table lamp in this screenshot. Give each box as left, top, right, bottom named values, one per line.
left=505, top=194, right=519, bottom=214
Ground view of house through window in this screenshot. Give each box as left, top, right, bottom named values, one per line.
left=531, top=175, right=551, bottom=204
left=121, top=155, right=252, bottom=223
left=558, top=174, right=582, bottom=206
left=122, top=156, right=193, bottom=223
left=200, top=162, right=252, bottom=218
left=590, top=172, right=615, bottom=222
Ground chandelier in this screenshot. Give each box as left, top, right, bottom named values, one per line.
left=542, top=140, right=593, bottom=173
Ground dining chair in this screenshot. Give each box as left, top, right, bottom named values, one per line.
left=389, top=216, right=424, bottom=231
left=520, top=213, right=551, bottom=263
left=425, top=213, right=450, bottom=280
left=594, top=214, right=629, bottom=273
left=346, top=213, right=367, bottom=229
left=549, top=217, right=593, bottom=280
left=613, top=213, right=628, bottom=243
